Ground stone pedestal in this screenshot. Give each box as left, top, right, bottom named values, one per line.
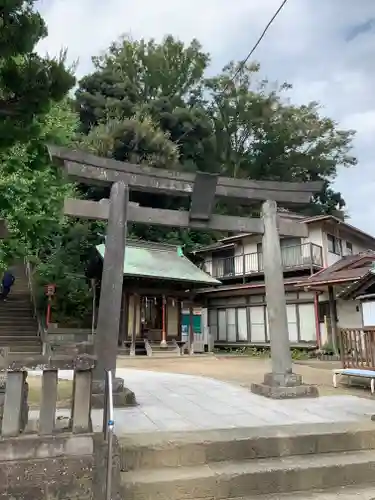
left=91, top=378, right=136, bottom=409
left=251, top=372, right=319, bottom=399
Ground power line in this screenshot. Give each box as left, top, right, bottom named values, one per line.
left=177, top=0, right=289, bottom=142
left=225, top=0, right=289, bottom=89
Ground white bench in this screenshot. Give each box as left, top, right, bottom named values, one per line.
left=333, top=368, right=375, bottom=394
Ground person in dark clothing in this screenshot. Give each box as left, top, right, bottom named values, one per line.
left=1, top=270, right=15, bottom=300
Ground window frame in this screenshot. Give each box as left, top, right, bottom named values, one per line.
left=327, top=233, right=342, bottom=255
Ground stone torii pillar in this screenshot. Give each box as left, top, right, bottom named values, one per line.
left=251, top=200, right=318, bottom=399
left=91, top=181, right=136, bottom=408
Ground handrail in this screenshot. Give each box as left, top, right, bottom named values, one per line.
left=104, top=370, right=114, bottom=500
left=24, top=259, right=46, bottom=342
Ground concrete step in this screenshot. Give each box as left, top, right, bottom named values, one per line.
left=9, top=348, right=42, bottom=354
left=121, top=449, right=375, bottom=499
left=0, top=316, right=36, bottom=322
left=119, top=422, right=375, bottom=472
left=0, top=333, right=38, bottom=339
left=149, top=343, right=178, bottom=350
left=245, top=484, right=375, bottom=498
left=0, top=336, right=40, bottom=344
left=0, top=304, right=32, bottom=310
left=0, top=324, right=37, bottom=331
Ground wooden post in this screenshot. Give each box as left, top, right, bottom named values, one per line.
left=328, top=285, right=338, bottom=353
left=189, top=304, right=194, bottom=355
left=161, top=295, right=167, bottom=347
left=119, top=290, right=127, bottom=346
left=177, top=299, right=182, bottom=341
left=94, top=181, right=128, bottom=379
left=131, top=294, right=137, bottom=356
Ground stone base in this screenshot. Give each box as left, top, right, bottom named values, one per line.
left=91, top=377, right=137, bottom=409
left=251, top=372, right=319, bottom=399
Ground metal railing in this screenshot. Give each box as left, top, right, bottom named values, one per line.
left=205, top=243, right=323, bottom=279
left=103, top=369, right=114, bottom=500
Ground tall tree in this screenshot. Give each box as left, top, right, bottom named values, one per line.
left=76, top=34, right=217, bottom=173
left=205, top=62, right=356, bottom=214
left=76, top=35, right=220, bottom=249
left=75, top=35, right=357, bottom=246
left=0, top=0, right=75, bottom=149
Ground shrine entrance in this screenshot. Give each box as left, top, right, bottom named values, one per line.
left=48, top=144, right=323, bottom=401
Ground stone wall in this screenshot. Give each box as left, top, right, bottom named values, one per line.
left=0, top=433, right=120, bottom=500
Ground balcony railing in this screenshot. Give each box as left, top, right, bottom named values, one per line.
left=205, top=243, right=323, bottom=279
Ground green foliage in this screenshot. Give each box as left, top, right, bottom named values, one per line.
left=35, top=219, right=104, bottom=327
left=0, top=0, right=75, bottom=149
left=81, top=114, right=180, bottom=169
left=0, top=32, right=359, bottom=326
left=205, top=62, right=356, bottom=213
left=0, top=100, right=78, bottom=264
left=77, top=35, right=357, bottom=233
left=0, top=99, right=98, bottom=326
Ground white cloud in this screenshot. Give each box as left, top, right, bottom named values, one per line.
left=36, top=0, right=375, bottom=233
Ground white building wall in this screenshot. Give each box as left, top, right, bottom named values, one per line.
left=337, top=300, right=362, bottom=329
left=304, top=224, right=324, bottom=248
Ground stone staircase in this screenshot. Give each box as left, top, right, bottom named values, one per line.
left=147, top=340, right=184, bottom=357
left=0, top=264, right=42, bottom=354
left=119, top=421, right=375, bottom=499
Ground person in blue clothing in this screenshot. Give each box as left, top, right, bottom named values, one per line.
left=1, top=269, right=15, bottom=301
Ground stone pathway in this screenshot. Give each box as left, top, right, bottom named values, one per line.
left=29, top=368, right=375, bottom=434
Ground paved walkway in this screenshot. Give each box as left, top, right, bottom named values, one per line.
left=29, top=368, right=375, bottom=434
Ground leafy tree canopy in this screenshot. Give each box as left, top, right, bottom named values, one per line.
left=0, top=0, right=75, bottom=148
left=76, top=35, right=357, bottom=226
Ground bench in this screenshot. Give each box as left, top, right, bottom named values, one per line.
left=333, top=368, right=375, bottom=394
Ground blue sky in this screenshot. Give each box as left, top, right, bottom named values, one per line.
left=36, top=0, right=375, bottom=234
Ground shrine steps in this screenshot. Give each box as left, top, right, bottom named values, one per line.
left=119, top=421, right=375, bottom=499
left=0, top=264, right=42, bottom=355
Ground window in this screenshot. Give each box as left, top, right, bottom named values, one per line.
left=346, top=241, right=353, bottom=255
left=327, top=234, right=342, bottom=255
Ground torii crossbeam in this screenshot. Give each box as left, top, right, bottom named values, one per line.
left=48, top=145, right=323, bottom=401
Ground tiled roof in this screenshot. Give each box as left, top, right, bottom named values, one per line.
left=96, top=240, right=221, bottom=285
left=338, top=268, right=375, bottom=299
left=295, top=252, right=375, bottom=288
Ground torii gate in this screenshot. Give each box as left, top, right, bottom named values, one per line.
left=48, top=145, right=322, bottom=400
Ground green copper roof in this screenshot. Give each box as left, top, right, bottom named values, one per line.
left=96, top=241, right=220, bottom=285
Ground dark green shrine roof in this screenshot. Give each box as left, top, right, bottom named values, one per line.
left=96, top=240, right=220, bottom=285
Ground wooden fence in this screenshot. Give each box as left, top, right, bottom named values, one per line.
left=0, top=352, right=96, bottom=437
left=339, top=328, right=375, bottom=370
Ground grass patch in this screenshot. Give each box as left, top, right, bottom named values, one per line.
left=27, top=377, right=73, bottom=408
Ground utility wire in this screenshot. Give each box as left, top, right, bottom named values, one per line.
left=177, top=0, right=289, bottom=142
left=225, top=0, right=289, bottom=90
